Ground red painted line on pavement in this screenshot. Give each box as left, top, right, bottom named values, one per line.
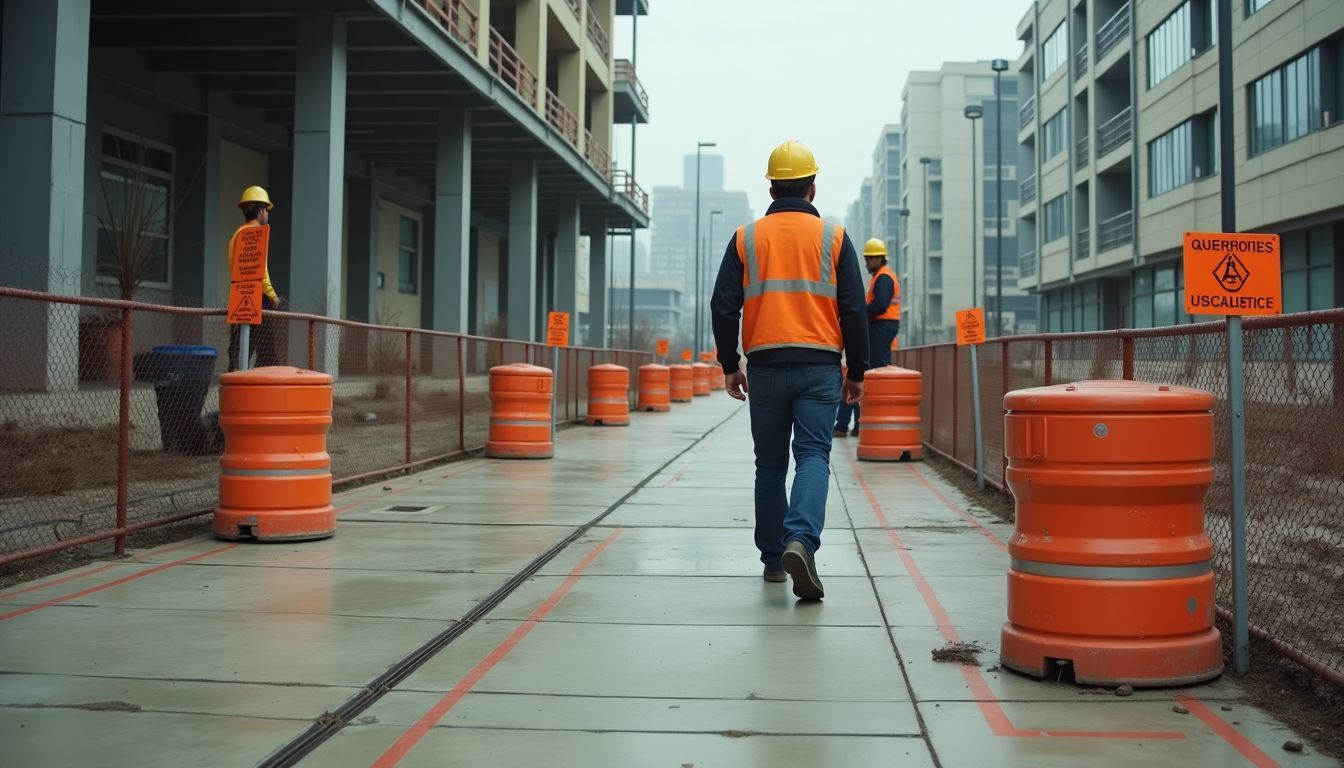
left=371, top=528, right=625, bottom=767
left=1175, top=695, right=1282, bottom=767
left=904, top=463, right=1008, bottom=553
left=0, top=543, right=239, bottom=622
left=847, top=454, right=1184, bottom=741
left=0, top=563, right=122, bottom=602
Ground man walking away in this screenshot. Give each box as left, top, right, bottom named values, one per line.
left=848, top=238, right=901, bottom=433
left=710, top=140, right=868, bottom=600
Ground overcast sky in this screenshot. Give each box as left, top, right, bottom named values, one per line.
left=611, top=0, right=1027, bottom=225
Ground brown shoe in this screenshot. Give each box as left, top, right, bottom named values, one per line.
left=763, top=566, right=787, bottom=583
left=782, top=540, right=824, bottom=600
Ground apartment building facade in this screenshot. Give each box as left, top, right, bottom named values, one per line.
left=1016, top=0, right=1343, bottom=332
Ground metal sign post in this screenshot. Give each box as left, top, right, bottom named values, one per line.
left=1183, top=230, right=1281, bottom=675
left=955, top=307, right=987, bottom=490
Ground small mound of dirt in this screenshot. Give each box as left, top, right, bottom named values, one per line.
left=932, top=641, right=986, bottom=665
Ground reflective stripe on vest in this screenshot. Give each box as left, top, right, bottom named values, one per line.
left=867, top=265, right=901, bottom=322
left=737, top=214, right=843, bottom=355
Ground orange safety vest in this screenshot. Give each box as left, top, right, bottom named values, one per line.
left=735, top=212, right=843, bottom=355
left=867, top=264, right=901, bottom=322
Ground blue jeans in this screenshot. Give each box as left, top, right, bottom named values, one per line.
left=748, top=363, right=841, bottom=566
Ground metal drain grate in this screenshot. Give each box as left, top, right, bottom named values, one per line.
left=367, top=504, right=441, bottom=516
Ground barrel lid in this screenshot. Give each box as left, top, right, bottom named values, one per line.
left=639, top=363, right=669, bottom=371
left=866, top=365, right=921, bottom=379
left=1004, top=380, right=1214, bottom=413
left=691, top=362, right=711, bottom=369
left=489, top=362, right=553, bottom=376
left=669, top=364, right=692, bottom=370
left=589, top=363, right=628, bottom=372
left=221, top=366, right=332, bottom=385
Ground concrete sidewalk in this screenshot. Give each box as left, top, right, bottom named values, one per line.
left=0, top=393, right=1334, bottom=767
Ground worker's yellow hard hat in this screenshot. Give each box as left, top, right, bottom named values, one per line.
left=863, top=238, right=888, bottom=257
left=238, top=186, right=274, bottom=210
left=765, top=140, right=820, bottom=181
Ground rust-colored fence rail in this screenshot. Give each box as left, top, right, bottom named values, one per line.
left=894, top=309, right=1344, bottom=687
left=423, top=0, right=478, bottom=50
left=0, top=287, right=652, bottom=566
left=488, top=28, right=538, bottom=109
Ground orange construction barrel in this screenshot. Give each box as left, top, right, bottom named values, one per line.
left=691, top=362, right=712, bottom=397
left=857, top=366, right=922, bottom=461
left=669, top=364, right=694, bottom=403
left=214, top=366, right=335, bottom=541
left=586, top=363, right=630, bottom=427
left=485, top=363, right=554, bottom=459
left=637, top=364, right=671, bottom=412
left=1000, top=380, right=1222, bottom=686
left=710, top=368, right=725, bottom=390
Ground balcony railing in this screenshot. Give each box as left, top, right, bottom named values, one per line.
left=546, top=89, right=579, bottom=146
left=1097, top=210, right=1133, bottom=252
left=1075, top=43, right=1088, bottom=75
left=1077, top=134, right=1090, bottom=168
left=423, top=0, right=478, bottom=51
left=1097, top=2, right=1130, bottom=59
left=614, top=59, right=649, bottom=112
left=584, top=130, right=610, bottom=177
left=1076, top=226, right=1090, bottom=259
left=564, top=0, right=581, bottom=19
left=612, top=169, right=649, bottom=213
left=1020, top=249, right=1037, bottom=278
left=586, top=1, right=610, bottom=59
left=1021, top=174, right=1037, bottom=204
left=1019, top=95, right=1036, bottom=129
left=489, top=28, right=539, bottom=110
left=1097, top=107, right=1132, bottom=156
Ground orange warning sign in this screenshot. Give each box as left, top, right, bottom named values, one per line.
left=681, top=349, right=693, bottom=362
left=955, top=308, right=986, bottom=346
left=230, top=225, right=270, bottom=283
left=656, top=339, right=669, bottom=357
left=546, top=311, right=570, bottom=347
left=227, top=281, right=263, bottom=325
left=700, top=352, right=714, bottom=363
left=1182, top=232, right=1281, bottom=316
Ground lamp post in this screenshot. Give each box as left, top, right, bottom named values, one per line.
left=964, top=104, right=984, bottom=310
left=918, top=157, right=932, bottom=345
left=992, top=58, right=1009, bottom=337
left=693, top=140, right=716, bottom=359
left=706, top=209, right=723, bottom=353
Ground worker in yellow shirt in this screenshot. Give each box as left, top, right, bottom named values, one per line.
left=227, top=186, right=284, bottom=371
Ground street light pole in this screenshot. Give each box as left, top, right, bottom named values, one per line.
left=707, top=209, right=723, bottom=353
left=919, top=157, right=932, bottom=345
left=992, top=59, right=1009, bottom=337
left=965, top=105, right=984, bottom=310
left=693, top=140, right=716, bottom=359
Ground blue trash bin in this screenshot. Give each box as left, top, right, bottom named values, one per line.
left=133, top=345, right=218, bottom=453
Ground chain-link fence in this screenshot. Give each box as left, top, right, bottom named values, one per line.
left=0, top=287, right=653, bottom=565
left=894, top=308, right=1344, bottom=687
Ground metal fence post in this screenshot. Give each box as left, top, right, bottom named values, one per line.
left=404, top=331, right=413, bottom=469
left=952, top=347, right=960, bottom=461
left=307, top=319, right=316, bottom=371
left=970, top=343, right=985, bottom=490
left=457, top=336, right=466, bottom=453
left=1043, top=339, right=1053, bottom=385
left=1228, top=315, right=1250, bottom=674
left=115, top=308, right=133, bottom=557
left=1122, top=334, right=1135, bottom=380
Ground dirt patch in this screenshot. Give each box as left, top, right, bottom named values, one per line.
left=0, top=423, right=216, bottom=499
left=931, top=641, right=986, bottom=665
left=922, top=452, right=1016, bottom=524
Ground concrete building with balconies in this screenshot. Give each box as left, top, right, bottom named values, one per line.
left=0, top=0, right=652, bottom=391
left=1015, top=0, right=1342, bottom=331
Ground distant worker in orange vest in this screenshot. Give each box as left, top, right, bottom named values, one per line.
left=227, top=186, right=284, bottom=372
left=836, top=238, right=901, bottom=436
left=710, top=140, right=869, bottom=600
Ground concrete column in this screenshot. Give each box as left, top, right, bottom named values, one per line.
left=507, top=159, right=538, bottom=340
left=555, top=199, right=580, bottom=321
left=515, top=0, right=547, bottom=107
left=475, top=0, right=492, bottom=64
left=0, top=0, right=90, bottom=391
left=172, top=116, right=222, bottom=308
left=289, top=14, right=346, bottom=372
left=432, top=109, right=471, bottom=332
left=559, top=50, right=584, bottom=137
left=587, top=226, right=607, bottom=348
left=344, top=177, right=377, bottom=322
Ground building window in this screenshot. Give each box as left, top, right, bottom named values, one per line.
left=1045, top=283, right=1100, bottom=332
left=929, top=257, right=943, bottom=289
left=928, top=219, right=943, bottom=251
left=1282, top=226, right=1335, bottom=313
left=1147, top=0, right=1215, bottom=89
left=1148, top=109, right=1218, bottom=197
left=928, top=181, right=943, bottom=214
left=1249, top=45, right=1338, bottom=155
left=95, top=132, right=174, bottom=287
left=1040, top=23, right=1066, bottom=82
left=398, top=215, right=418, bottom=294
left=1132, top=264, right=1190, bottom=327
left=1043, top=107, right=1068, bottom=160
left=1043, top=194, right=1069, bottom=243
left=1246, top=0, right=1273, bottom=15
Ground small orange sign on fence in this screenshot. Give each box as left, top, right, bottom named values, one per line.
left=656, top=338, right=669, bottom=357
left=955, top=308, right=986, bottom=347
left=700, top=352, right=714, bottom=363
left=1182, top=232, right=1282, bottom=316
left=546, top=311, right=570, bottom=347
left=681, top=348, right=693, bottom=362
left=228, top=225, right=269, bottom=326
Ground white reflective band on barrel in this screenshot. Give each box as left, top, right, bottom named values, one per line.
left=741, top=221, right=840, bottom=301
left=489, top=419, right=547, bottom=426
left=860, top=423, right=922, bottom=430
left=221, top=465, right=330, bottom=477
left=589, top=398, right=629, bottom=404
left=1010, top=557, right=1212, bottom=581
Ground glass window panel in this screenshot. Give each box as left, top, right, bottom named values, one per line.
left=1282, top=230, right=1307, bottom=269
left=1282, top=269, right=1308, bottom=313
left=1135, top=296, right=1153, bottom=328
left=1135, top=268, right=1153, bottom=294
left=1154, top=291, right=1177, bottom=326
left=1308, top=266, right=1333, bottom=310
left=1307, top=225, right=1333, bottom=266
left=1156, top=266, right=1176, bottom=292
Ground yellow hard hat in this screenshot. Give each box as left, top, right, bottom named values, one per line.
left=863, top=238, right=888, bottom=258
left=238, top=186, right=274, bottom=210
left=765, top=140, right=820, bottom=181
